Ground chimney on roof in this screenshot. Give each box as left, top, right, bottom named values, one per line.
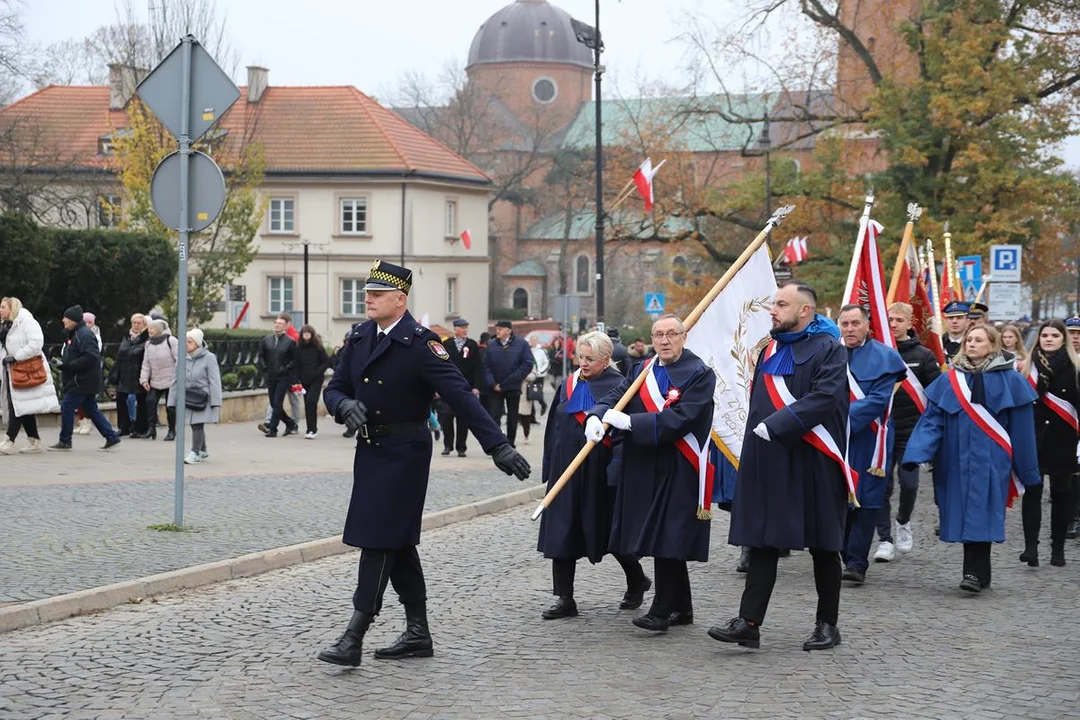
left=247, top=66, right=269, bottom=103
left=108, top=64, right=147, bottom=110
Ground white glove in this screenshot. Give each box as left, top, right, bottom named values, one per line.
left=753, top=422, right=771, bottom=442
left=584, top=415, right=605, bottom=443
left=602, top=409, right=632, bottom=431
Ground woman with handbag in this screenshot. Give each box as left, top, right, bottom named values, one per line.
left=167, top=328, right=222, bottom=465
left=0, top=297, right=59, bottom=453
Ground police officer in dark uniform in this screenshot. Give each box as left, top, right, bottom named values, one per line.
left=967, top=301, right=989, bottom=327
left=318, top=260, right=531, bottom=667
left=437, top=318, right=481, bottom=457
left=941, top=301, right=971, bottom=361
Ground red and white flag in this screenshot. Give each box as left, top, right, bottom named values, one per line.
left=632, top=157, right=666, bottom=212
left=783, top=236, right=809, bottom=265
left=893, top=240, right=946, bottom=366
left=459, top=229, right=472, bottom=250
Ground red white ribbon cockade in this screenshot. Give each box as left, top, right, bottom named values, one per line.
left=847, top=366, right=891, bottom=477
left=566, top=370, right=611, bottom=448
left=1027, top=367, right=1080, bottom=434
left=636, top=358, right=714, bottom=519
left=761, top=341, right=859, bottom=503
left=948, top=369, right=1024, bottom=507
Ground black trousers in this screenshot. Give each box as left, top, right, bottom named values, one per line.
left=1022, top=472, right=1075, bottom=549
left=352, top=545, right=427, bottom=615
left=267, top=379, right=295, bottom=432
left=551, top=554, right=646, bottom=597
left=646, top=558, right=692, bottom=618
left=116, top=391, right=148, bottom=435
left=962, top=542, right=991, bottom=585
left=436, top=402, right=470, bottom=453
left=302, top=378, right=323, bottom=434
left=6, top=389, right=38, bottom=441
left=489, top=390, right=521, bottom=446
left=739, top=547, right=841, bottom=626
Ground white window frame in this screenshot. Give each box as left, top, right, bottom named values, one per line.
left=339, top=197, right=368, bottom=235
left=340, top=278, right=365, bottom=317
left=268, top=197, right=295, bottom=234
left=444, top=200, right=457, bottom=237
left=446, top=276, right=458, bottom=316
left=268, top=276, right=294, bottom=314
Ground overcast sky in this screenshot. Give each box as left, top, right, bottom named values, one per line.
left=22, top=0, right=1080, bottom=168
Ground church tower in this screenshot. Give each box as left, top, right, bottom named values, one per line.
left=835, top=0, right=921, bottom=114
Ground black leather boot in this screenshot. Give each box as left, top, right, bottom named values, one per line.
left=707, top=617, right=760, bottom=648
left=317, top=611, right=373, bottom=666
left=1019, top=543, right=1039, bottom=567
left=618, top=577, right=651, bottom=610
left=1051, top=544, right=1066, bottom=567
left=164, top=407, right=176, bottom=442
left=374, top=603, right=434, bottom=659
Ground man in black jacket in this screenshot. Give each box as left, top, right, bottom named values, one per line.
left=481, top=320, right=534, bottom=447
left=50, top=305, right=121, bottom=451
left=438, top=318, right=481, bottom=456
left=259, top=314, right=298, bottom=437
left=873, top=302, right=942, bottom=560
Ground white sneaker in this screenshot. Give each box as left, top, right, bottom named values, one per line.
left=873, top=541, right=896, bottom=563
left=305, top=431, right=316, bottom=439
left=20, top=438, right=43, bottom=454
left=184, top=451, right=202, bottom=464
left=76, top=419, right=92, bottom=435
left=896, top=522, right=914, bottom=553
left=0, top=438, right=16, bottom=455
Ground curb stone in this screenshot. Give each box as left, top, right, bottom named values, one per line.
left=0, top=484, right=545, bottom=634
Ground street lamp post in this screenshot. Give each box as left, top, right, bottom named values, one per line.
left=573, top=2, right=605, bottom=330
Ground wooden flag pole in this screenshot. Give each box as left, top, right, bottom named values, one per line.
left=842, top=192, right=876, bottom=302
left=886, top=203, right=922, bottom=305
left=530, top=204, right=797, bottom=521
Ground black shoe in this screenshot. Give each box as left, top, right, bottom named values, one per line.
left=1020, top=544, right=1039, bottom=567
left=736, top=547, right=750, bottom=574
left=48, top=441, right=72, bottom=451
left=163, top=429, right=175, bottom=442
left=129, top=431, right=146, bottom=439
left=841, top=567, right=865, bottom=584
left=317, top=611, right=373, bottom=667
left=257, top=423, right=268, bottom=434
left=373, top=603, right=434, bottom=659
left=541, top=596, right=578, bottom=620
left=118, top=429, right=131, bottom=437
left=668, top=611, right=694, bottom=626
left=619, top=577, right=652, bottom=610
left=100, top=437, right=121, bottom=451
left=959, top=574, right=982, bottom=593
left=440, top=448, right=451, bottom=456
left=457, top=451, right=466, bottom=457
left=1051, top=547, right=1066, bottom=567
left=802, top=621, right=842, bottom=651
left=631, top=613, right=670, bottom=632
left=707, top=617, right=760, bottom=648
left=433, top=430, right=441, bottom=441
left=145, top=428, right=157, bottom=440
left=283, top=424, right=299, bottom=437
left=264, top=431, right=279, bottom=438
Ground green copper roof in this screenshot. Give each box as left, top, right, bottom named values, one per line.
left=504, top=259, right=548, bottom=276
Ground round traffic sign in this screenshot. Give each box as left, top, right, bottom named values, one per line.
left=150, top=150, right=227, bottom=232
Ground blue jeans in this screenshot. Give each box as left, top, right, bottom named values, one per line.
left=842, top=507, right=878, bottom=574
left=60, top=392, right=119, bottom=445
left=126, top=393, right=137, bottom=421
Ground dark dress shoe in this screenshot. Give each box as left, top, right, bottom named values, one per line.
left=1051, top=547, right=1066, bottom=567
left=440, top=448, right=451, bottom=456
left=802, top=621, right=842, bottom=651
left=374, top=603, right=434, bottom=659
left=959, top=574, right=982, bottom=593
left=619, top=577, right=652, bottom=610
left=735, top=547, right=750, bottom=574
left=264, top=431, right=279, bottom=438
left=841, top=567, right=866, bottom=584
left=163, top=429, right=176, bottom=441
left=48, top=441, right=72, bottom=451
left=118, top=429, right=131, bottom=437
left=1019, top=544, right=1039, bottom=567
left=129, top=431, right=146, bottom=439
left=317, top=611, right=372, bottom=667
left=668, top=611, right=694, bottom=626
left=457, top=451, right=467, bottom=457
left=283, top=424, right=299, bottom=437
left=541, top=596, right=578, bottom=620
left=707, top=617, right=760, bottom=648
left=631, top=613, right=670, bottom=632
left=100, top=437, right=121, bottom=450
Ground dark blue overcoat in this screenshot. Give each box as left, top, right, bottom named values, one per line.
left=592, top=349, right=715, bottom=562
left=729, top=334, right=850, bottom=551
left=323, top=312, right=508, bottom=549
left=537, top=368, right=625, bottom=563
left=847, top=340, right=907, bottom=509
left=902, top=362, right=1039, bottom=543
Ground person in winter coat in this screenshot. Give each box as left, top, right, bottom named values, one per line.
left=0, top=297, right=59, bottom=454
left=295, top=324, right=330, bottom=438
left=109, top=314, right=150, bottom=438
left=51, top=305, right=121, bottom=451
left=1001, top=324, right=1028, bottom=370
left=873, top=302, right=942, bottom=560
left=167, top=328, right=223, bottom=464
left=1019, top=319, right=1080, bottom=568
left=482, top=320, right=534, bottom=446
left=73, top=311, right=104, bottom=435
left=903, top=325, right=1040, bottom=593
left=259, top=314, right=298, bottom=437
left=140, top=318, right=179, bottom=440
left=518, top=367, right=539, bottom=444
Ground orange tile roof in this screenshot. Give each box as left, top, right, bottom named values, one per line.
left=0, top=84, right=490, bottom=184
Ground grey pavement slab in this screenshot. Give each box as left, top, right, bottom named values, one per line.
left=0, top=496, right=1077, bottom=718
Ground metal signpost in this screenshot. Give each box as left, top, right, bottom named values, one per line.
left=137, top=36, right=239, bottom=526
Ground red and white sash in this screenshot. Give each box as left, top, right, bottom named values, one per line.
left=901, top=366, right=928, bottom=414
left=847, top=367, right=891, bottom=477
left=1027, top=367, right=1079, bottom=435
left=636, top=358, right=714, bottom=519
left=761, top=341, right=859, bottom=502
left=566, top=370, right=611, bottom=448
left=948, top=370, right=1024, bottom=507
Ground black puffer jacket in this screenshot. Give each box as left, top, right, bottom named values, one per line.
left=59, top=321, right=103, bottom=395
left=294, top=341, right=329, bottom=386
left=892, top=333, right=942, bottom=441
left=109, top=330, right=149, bottom=394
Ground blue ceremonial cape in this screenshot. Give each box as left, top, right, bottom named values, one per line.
left=847, top=340, right=907, bottom=509
left=903, top=362, right=1039, bottom=543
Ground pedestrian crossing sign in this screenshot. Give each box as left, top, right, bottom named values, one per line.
left=644, top=292, right=665, bottom=315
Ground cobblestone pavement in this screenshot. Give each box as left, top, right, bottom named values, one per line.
left=1, top=496, right=1077, bottom=719
left=0, top=422, right=546, bottom=603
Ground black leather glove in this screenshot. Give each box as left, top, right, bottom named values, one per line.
left=491, top=442, right=531, bottom=481
left=335, top=398, right=368, bottom=433
left=2, top=356, right=15, bottom=366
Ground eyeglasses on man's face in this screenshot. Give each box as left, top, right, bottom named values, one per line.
left=651, top=331, right=683, bottom=341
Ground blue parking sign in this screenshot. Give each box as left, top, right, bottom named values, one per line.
left=990, top=244, right=1022, bottom=282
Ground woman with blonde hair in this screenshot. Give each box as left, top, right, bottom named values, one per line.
left=1000, top=323, right=1028, bottom=369
left=0, top=297, right=59, bottom=453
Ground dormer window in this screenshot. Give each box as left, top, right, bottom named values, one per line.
left=98, top=136, right=115, bottom=156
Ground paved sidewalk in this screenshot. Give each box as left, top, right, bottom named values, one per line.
left=1, top=500, right=1077, bottom=719
left=0, top=420, right=548, bottom=603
